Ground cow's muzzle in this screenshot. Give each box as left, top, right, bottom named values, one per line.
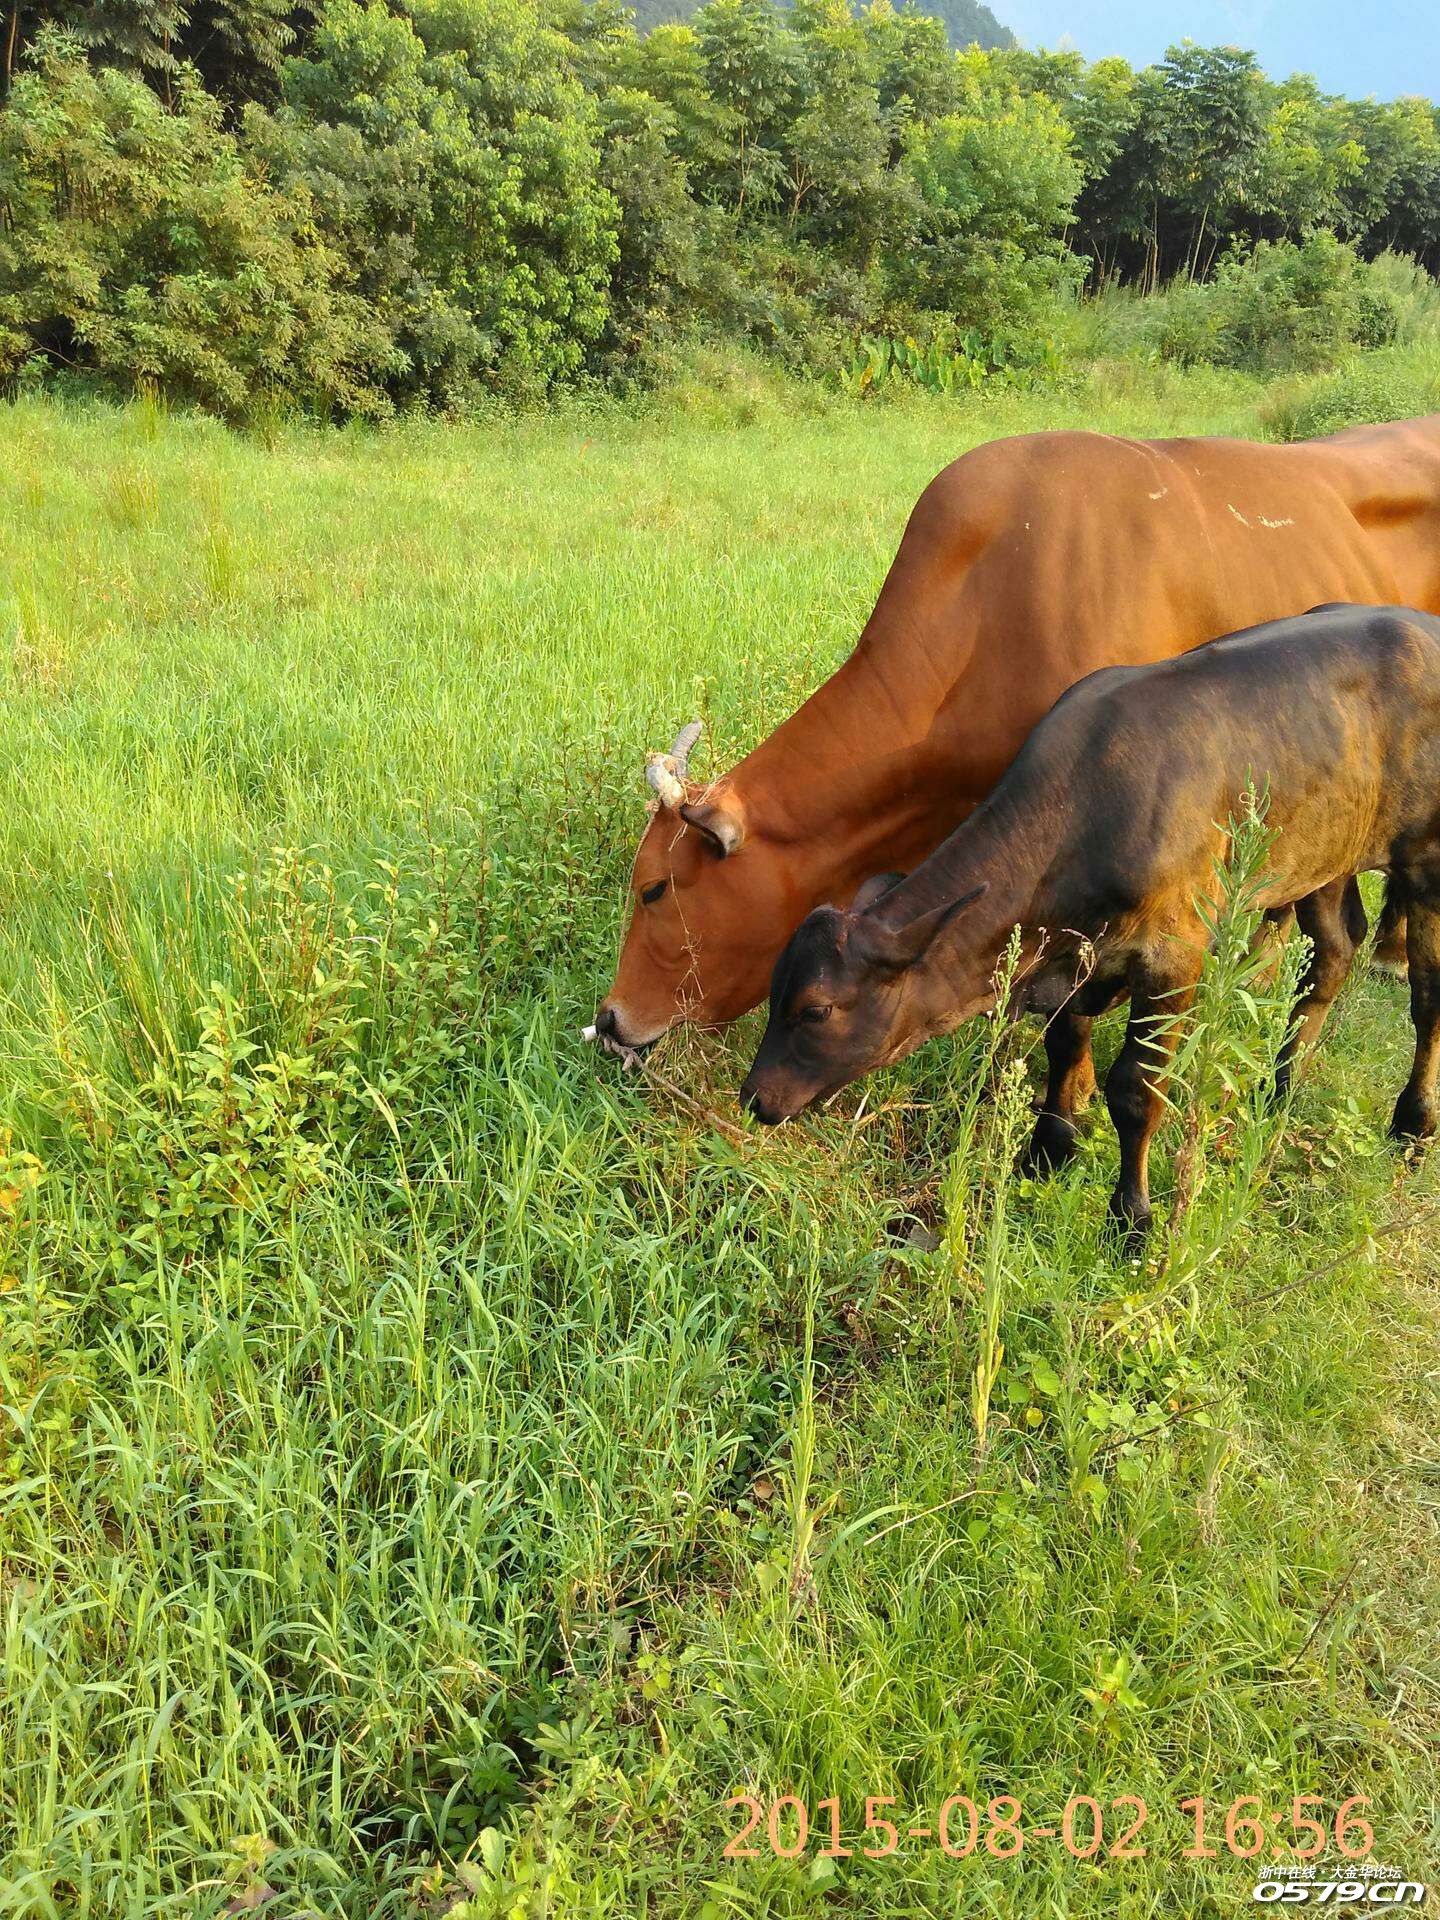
left=592, top=1000, right=661, bottom=1057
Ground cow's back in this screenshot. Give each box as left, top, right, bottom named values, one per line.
left=1017, top=606, right=1440, bottom=917
left=862, top=419, right=1440, bottom=795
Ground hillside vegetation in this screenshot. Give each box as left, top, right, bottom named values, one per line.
left=1, top=0, right=1439, bottom=417
left=1, top=360, right=1437, bottom=1914
left=627, top=0, right=1013, bottom=51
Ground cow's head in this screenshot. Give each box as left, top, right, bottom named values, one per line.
left=739, top=877, right=989, bottom=1123
left=594, top=723, right=801, bottom=1049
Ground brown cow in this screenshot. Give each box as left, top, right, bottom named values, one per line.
left=740, top=604, right=1440, bottom=1243
left=595, top=417, right=1440, bottom=1053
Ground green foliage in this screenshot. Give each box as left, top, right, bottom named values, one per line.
left=0, top=33, right=394, bottom=417
left=42, top=0, right=188, bottom=84
left=628, top=0, right=1016, bottom=52
left=180, top=0, right=296, bottom=103
left=1145, top=787, right=1310, bottom=1258
left=841, top=324, right=1063, bottom=392
left=2, top=0, right=295, bottom=102
left=896, top=82, right=1085, bottom=330
left=1206, top=234, right=1402, bottom=369
left=1094, top=234, right=1417, bottom=375
left=45, top=843, right=485, bottom=1311
left=1263, top=352, right=1440, bottom=442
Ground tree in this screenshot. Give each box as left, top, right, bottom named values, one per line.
left=177, top=0, right=295, bottom=105
left=781, top=0, right=894, bottom=257
left=2, top=0, right=293, bottom=104
left=36, top=1, right=185, bottom=92
left=1152, top=43, right=1265, bottom=281
left=894, top=82, right=1083, bottom=332
left=1253, top=78, right=1366, bottom=242
left=1072, top=62, right=1168, bottom=288
left=1346, top=96, right=1440, bottom=267
left=616, top=21, right=733, bottom=175
left=861, top=0, right=963, bottom=153
left=0, top=30, right=394, bottom=411
left=270, top=0, right=619, bottom=401
left=629, top=0, right=1014, bottom=53
left=692, top=0, right=801, bottom=214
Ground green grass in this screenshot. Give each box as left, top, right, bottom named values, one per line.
left=0, top=366, right=1437, bottom=1919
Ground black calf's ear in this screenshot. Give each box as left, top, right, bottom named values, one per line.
left=679, top=797, right=745, bottom=858
left=855, top=882, right=988, bottom=970
left=851, top=870, right=907, bottom=914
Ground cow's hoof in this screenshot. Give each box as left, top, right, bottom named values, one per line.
left=1021, top=1111, right=1080, bottom=1177
left=1372, top=923, right=1409, bottom=979
left=1390, top=1091, right=1436, bottom=1142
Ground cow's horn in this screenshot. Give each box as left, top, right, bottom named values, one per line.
left=643, top=719, right=703, bottom=810
left=670, top=720, right=703, bottom=775
left=645, top=757, right=684, bottom=808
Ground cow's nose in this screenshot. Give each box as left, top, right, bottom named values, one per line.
left=594, top=1001, right=656, bottom=1055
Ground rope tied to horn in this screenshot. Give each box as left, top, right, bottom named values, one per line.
left=644, top=719, right=703, bottom=811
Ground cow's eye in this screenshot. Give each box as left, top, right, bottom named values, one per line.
left=641, top=879, right=668, bottom=905
left=798, top=1003, right=832, bottom=1025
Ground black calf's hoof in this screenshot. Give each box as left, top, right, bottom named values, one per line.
left=1390, top=1092, right=1436, bottom=1142
left=1021, top=1112, right=1080, bottom=1177
left=1106, top=1192, right=1152, bottom=1254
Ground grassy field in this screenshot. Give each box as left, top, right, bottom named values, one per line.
left=1, top=365, right=1438, bottom=1918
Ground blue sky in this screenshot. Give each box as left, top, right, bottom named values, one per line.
left=999, top=0, right=1439, bottom=101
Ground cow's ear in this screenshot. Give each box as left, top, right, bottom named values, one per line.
left=852, top=870, right=907, bottom=914
left=855, top=882, right=987, bottom=970
left=679, top=796, right=746, bottom=858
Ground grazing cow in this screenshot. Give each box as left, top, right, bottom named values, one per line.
left=595, top=417, right=1440, bottom=1054
left=739, top=604, right=1440, bottom=1243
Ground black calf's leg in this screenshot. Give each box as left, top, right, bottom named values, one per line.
left=1105, top=955, right=1201, bottom=1245
left=1392, top=900, right=1440, bottom=1140
left=1273, top=877, right=1362, bottom=1104
left=1024, top=1007, right=1094, bottom=1173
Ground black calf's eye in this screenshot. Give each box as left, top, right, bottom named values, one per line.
left=799, top=1003, right=832, bottom=1025
left=641, top=879, right=668, bottom=905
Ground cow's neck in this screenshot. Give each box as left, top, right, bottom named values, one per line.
left=728, top=644, right=968, bottom=901
left=878, top=779, right=1061, bottom=964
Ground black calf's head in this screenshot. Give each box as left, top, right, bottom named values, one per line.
left=740, top=881, right=987, bottom=1124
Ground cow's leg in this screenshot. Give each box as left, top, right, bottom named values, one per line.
left=1392, top=896, right=1440, bottom=1141
left=1272, top=876, right=1363, bottom=1104
left=1105, top=952, right=1201, bottom=1246
left=1373, top=876, right=1408, bottom=978
left=1023, top=1007, right=1094, bottom=1173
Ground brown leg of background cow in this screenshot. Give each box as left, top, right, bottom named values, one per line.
left=1392, top=897, right=1440, bottom=1141
left=1272, top=876, right=1363, bottom=1105
left=1069, top=1046, right=1098, bottom=1112
left=1024, top=1007, right=1095, bottom=1173
left=1373, top=876, right=1409, bottom=977
left=1105, top=958, right=1199, bottom=1245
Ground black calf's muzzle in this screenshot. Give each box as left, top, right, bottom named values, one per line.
left=740, top=1075, right=785, bottom=1126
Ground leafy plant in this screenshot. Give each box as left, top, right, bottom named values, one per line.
left=1146, top=786, right=1312, bottom=1266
